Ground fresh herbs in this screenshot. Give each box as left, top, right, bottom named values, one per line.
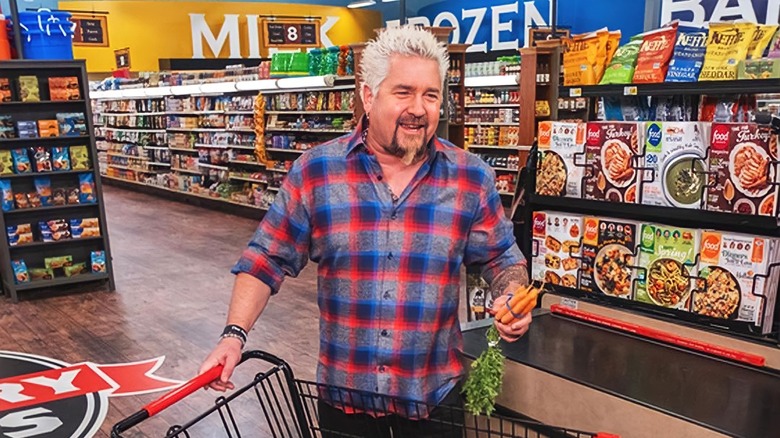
left=462, top=325, right=505, bottom=417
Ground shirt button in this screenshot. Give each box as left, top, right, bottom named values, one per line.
left=391, top=213, right=397, bottom=220
left=387, top=252, right=393, bottom=260
left=381, top=329, right=388, bottom=336
left=377, top=175, right=383, bottom=181
left=383, top=291, right=391, bottom=299
left=379, top=366, right=386, bottom=372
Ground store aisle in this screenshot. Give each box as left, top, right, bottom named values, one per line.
left=0, top=186, right=321, bottom=436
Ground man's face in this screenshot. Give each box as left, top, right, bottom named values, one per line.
left=362, top=54, right=442, bottom=165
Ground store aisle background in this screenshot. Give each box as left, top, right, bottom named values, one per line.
left=0, top=186, right=326, bottom=436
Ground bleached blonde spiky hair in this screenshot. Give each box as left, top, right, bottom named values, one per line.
left=360, top=25, right=449, bottom=96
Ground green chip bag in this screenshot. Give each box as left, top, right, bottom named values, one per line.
left=600, top=36, right=644, bottom=84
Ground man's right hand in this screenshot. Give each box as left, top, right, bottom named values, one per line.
left=199, top=337, right=242, bottom=391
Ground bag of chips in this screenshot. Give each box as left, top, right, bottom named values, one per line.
left=34, top=177, right=51, bottom=206
left=11, top=149, right=31, bottom=173
left=747, top=24, right=778, bottom=59
left=0, top=150, right=13, bottom=175
left=666, top=28, right=708, bottom=82
left=592, top=29, right=611, bottom=83
left=78, top=173, right=96, bottom=203
left=563, top=31, right=603, bottom=86
left=0, top=179, right=13, bottom=211
left=605, top=30, right=623, bottom=66
left=699, top=22, right=757, bottom=81
left=69, top=145, right=90, bottom=170
left=633, top=24, right=678, bottom=83
left=12, top=260, right=29, bottom=284
left=30, top=147, right=52, bottom=172
left=600, top=36, right=644, bottom=84
left=91, top=251, right=106, bottom=273
left=51, top=147, right=71, bottom=171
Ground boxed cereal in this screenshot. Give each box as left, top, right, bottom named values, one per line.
left=580, top=216, right=639, bottom=299
left=530, top=211, right=582, bottom=289
left=705, top=123, right=778, bottom=216
left=584, top=122, right=643, bottom=203
left=694, top=231, right=779, bottom=333
left=635, top=224, right=700, bottom=309
left=642, top=122, right=710, bottom=209
left=535, top=121, right=586, bottom=198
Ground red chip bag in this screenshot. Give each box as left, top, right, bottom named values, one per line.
left=633, top=25, right=679, bottom=83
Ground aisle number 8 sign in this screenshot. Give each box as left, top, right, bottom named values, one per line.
left=263, top=20, right=320, bottom=48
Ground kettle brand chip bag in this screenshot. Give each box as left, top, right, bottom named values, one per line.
left=747, top=24, right=778, bottom=59
left=666, top=28, right=708, bottom=82
left=605, top=30, right=623, bottom=65
left=563, top=30, right=608, bottom=86
left=633, top=25, right=679, bottom=83
left=699, top=22, right=757, bottom=81
left=600, top=36, right=643, bottom=84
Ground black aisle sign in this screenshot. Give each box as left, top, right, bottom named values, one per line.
left=263, top=20, right=320, bottom=48
left=71, top=14, right=109, bottom=47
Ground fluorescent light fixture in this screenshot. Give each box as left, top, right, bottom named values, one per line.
left=170, top=84, right=204, bottom=96
left=347, top=0, right=375, bottom=8
left=464, top=75, right=518, bottom=88
left=200, top=82, right=238, bottom=94
left=235, top=79, right=279, bottom=91
left=276, top=75, right=335, bottom=89
left=144, top=86, right=171, bottom=97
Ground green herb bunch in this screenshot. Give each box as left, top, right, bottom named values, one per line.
left=462, top=325, right=505, bottom=417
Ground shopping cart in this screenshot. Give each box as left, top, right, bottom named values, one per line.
left=112, top=350, right=618, bottom=438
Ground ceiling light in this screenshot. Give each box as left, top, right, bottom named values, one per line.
left=347, top=0, right=375, bottom=8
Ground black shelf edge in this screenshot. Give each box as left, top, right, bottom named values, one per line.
left=15, top=272, right=109, bottom=291
left=0, top=100, right=87, bottom=106
left=9, top=236, right=104, bottom=251
left=0, top=136, right=91, bottom=145
left=4, top=203, right=99, bottom=215
left=0, top=169, right=93, bottom=179
left=530, top=195, right=780, bottom=237
left=559, top=79, right=780, bottom=97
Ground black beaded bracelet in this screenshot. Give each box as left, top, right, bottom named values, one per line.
left=220, top=324, right=248, bottom=347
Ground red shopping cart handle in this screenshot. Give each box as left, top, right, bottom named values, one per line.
left=111, top=364, right=223, bottom=437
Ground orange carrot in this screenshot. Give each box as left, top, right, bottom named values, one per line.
left=501, top=289, right=539, bottom=324
left=494, top=284, right=530, bottom=321
left=521, top=296, right=538, bottom=315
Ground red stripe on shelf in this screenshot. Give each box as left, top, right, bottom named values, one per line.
left=549, top=305, right=766, bottom=368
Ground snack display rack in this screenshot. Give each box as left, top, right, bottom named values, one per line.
left=0, top=61, right=115, bottom=302
left=90, top=75, right=357, bottom=218
left=523, top=75, right=780, bottom=347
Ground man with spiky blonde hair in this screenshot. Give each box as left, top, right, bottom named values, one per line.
left=201, top=25, right=530, bottom=437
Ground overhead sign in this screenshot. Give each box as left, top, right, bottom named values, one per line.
left=71, top=14, right=108, bottom=47
left=388, top=0, right=646, bottom=54
left=264, top=20, right=320, bottom=48
left=0, top=350, right=181, bottom=437
left=661, top=0, right=780, bottom=28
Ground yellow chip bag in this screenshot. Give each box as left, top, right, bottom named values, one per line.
left=593, top=29, right=611, bottom=83
left=748, top=24, right=778, bottom=59
left=563, top=32, right=601, bottom=86
left=699, top=22, right=757, bottom=81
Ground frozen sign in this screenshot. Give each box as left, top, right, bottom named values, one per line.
left=662, top=0, right=780, bottom=27
left=387, top=0, right=553, bottom=53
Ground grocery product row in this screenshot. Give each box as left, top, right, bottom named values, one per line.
left=536, top=120, right=780, bottom=217
left=531, top=211, right=778, bottom=333
left=0, top=113, right=88, bottom=139
left=263, top=90, right=356, bottom=113
left=465, top=125, right=521, bottom=147
left=1, top=75, right=81, bottom=102
left=12, top=251, right=106, bottom=285
left=0, top=145, right=91, bottom=175
left=464, top=56, right=521, bottom=78
left=7, top=217, right=101, bottom=247
left=566, top=20, right=780, bottom=87
left=1, top=173, right=97, bottom=211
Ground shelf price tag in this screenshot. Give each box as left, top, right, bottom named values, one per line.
left=569, top=88, right=582, bottom=97
left=623, top=86, right=638, bottom=96
left=560, top=297, right=579, bottom=309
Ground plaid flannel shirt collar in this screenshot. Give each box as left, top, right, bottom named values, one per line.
left=345, top=115, right=456, bottom=163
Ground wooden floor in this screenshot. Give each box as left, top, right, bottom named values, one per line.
left=0, top=186, right=324, bottom=437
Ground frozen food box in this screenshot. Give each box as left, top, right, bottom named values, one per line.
left=584, top=122, right=643, bottom=203
left=580, top=216, right=638, bottom=299
left=642, top=122, right=710, bottom=208
left=635, top=224, right=700, bottom=309
left=706, top=123, right=778, bottom=216
left=693, top=231, right=779, bottom=333
left=531, top=211, right=583, bottom=289
left=536, top=121, right=586, bottom=198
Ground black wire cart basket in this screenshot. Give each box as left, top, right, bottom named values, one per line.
left=112, top=350, right=619, bottom=438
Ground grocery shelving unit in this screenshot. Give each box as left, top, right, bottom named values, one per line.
left=0, top=60, right=115, bottom=302
left=520, top=76, right=780, bottom=348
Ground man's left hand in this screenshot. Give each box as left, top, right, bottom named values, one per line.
left=491, top=283, right=533, bottom=342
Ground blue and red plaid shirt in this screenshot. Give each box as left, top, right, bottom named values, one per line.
left=232, top=117, right=524, bottom=416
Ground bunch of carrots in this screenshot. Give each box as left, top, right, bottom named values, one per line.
left=463, top=282, right=543, bottom=417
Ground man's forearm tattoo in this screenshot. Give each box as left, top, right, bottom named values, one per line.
left=489, top=264, right=529, bottom=299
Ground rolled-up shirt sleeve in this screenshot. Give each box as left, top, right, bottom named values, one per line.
left=231, top=160, right=311, bottom=294
left=464, top=168, right=525, bottom=285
